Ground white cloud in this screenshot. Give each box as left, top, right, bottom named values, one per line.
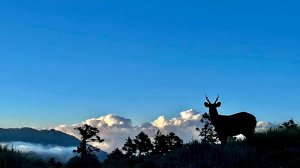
left=54, top=110, right=275, bottom=153
left=180, top=109, right=202, bottom=120
left=84, top=114, right=133, bottom=128
left=55, top=109, right=203, bottom=152
left=55, top=114, right=139, bottom=153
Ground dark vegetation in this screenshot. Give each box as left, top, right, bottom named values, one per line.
left=102, top=130, right=183, bottom=168
left=101, top=119, right=300, bottom=168
left=196, top=112, right=218, bottom=144
left=0, top=119, right=300, bottom=167
left=72, top=124, right=104, bottom=157
left=0, top=145, right=47, bottom=168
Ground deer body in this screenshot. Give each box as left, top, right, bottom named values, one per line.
left=205, top=96, right=257, bottom=144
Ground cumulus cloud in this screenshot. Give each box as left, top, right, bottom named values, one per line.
left=85, top=114, right=133, bottom=128
left=54, top=109, right=275, bottom=153
left=55, top=109, right=203, bottom=152
left=150, top=109, right=203, bottom=141
left=55, top=114, right=138, bottom=153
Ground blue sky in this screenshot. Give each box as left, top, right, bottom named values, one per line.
left=0, top=0, right=299, bottom=128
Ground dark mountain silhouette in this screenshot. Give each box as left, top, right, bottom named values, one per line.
left=0, top=127, right=80, bottom=146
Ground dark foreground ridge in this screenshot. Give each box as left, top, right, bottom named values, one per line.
left=0, top=119, right=299, bottom=168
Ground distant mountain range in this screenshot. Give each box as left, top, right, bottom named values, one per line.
left=0, top=127, right=80, bottom=146
left=0, top=127, right=108, bottom=162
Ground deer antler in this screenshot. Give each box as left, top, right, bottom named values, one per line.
left=214, top=94, right=219, bottom=103
left=205, top=95, right=212, bottom=104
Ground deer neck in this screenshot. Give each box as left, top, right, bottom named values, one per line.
left=208, top=108, right=219, bottom=122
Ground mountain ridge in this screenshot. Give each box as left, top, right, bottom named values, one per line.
left=0, top=127, right=80, bottom=147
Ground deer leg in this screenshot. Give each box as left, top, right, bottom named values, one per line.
left=220, top=136, right=228, bottom=146
left=244, top=131, right=254, bottom=144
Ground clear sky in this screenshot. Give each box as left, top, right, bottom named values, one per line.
left=0, top=0, right=299, bottom=128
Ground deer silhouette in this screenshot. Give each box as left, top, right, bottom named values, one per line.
left=204, top=95, right=257, bottom=145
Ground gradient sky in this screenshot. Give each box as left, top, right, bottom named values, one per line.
left=0, top=0, right=299, bottom=128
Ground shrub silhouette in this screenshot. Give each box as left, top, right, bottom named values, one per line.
left=48, top=157, right=62, bottom=168
left=253, top=123, right=300, bottom=152
left=66, top=155, right=101, bottom=168
left=135, top=159, right=159, bottom=168
left=279, top=119, right=298, bottom=130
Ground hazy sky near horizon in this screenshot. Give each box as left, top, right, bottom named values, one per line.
left=0, top=1, right=299, bottom=128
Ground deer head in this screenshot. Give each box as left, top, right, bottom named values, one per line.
left=204, top=95, right=221, bottom=117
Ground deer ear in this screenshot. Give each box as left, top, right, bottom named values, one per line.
left=216, top=102, right=221, bottom=107
left=204, top=102, right=209, bottom=107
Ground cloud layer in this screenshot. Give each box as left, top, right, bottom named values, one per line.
left=55, top=109, right=203, bottom=152
left=3, top=141, right=76, bottom=162
left=2, top=141, right=107, bottom=163
left=55, top=109, right=276, bottom=153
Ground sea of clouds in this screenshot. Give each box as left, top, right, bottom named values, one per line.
left=2, top=141, right=107, bottom=163
left=2, top=141, right=76, bottom=162
left=54, top=109, right=204, bottom=153
left=54, top=109, right=276, bottom=153
left=4, top=109, right=276, bottom=161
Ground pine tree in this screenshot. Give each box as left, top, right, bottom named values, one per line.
left=122, top=137, right=137, bottom=157
left=166, top=132, right=183, bottom=151
left=196, top=113, right=218, bottom=144
left=153, top=130, right=168, bottom=154
left=107, top=148, right=124, bottom=160
left=134, top=131, right=153, bottom=155
left=73, top=124, right=104, bottom=157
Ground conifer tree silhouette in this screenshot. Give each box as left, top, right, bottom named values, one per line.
left=196, top=113, right=218, bottom=144
left=122, top=137, right=137, bottom=157
left=73, top=124, right=104, bottom=157
left=107, top=148, right=124, bottom=160
left=134, top=131, right=153, bottom=155
left=166, top=132, right=183, bottom=151
left=153, top=130, right=168, bottom=154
